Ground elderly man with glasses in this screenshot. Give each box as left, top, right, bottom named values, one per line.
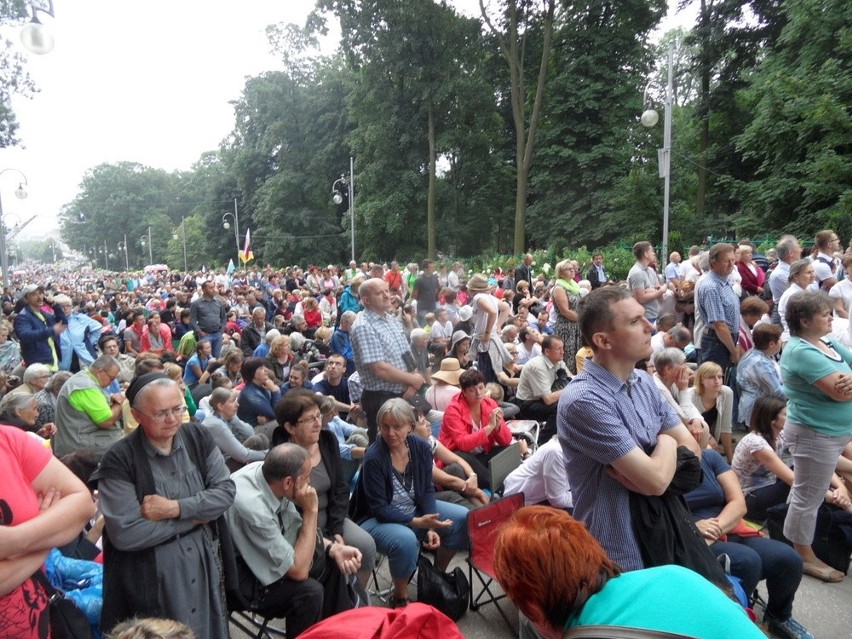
left=53, top=354, right=125, bottom=459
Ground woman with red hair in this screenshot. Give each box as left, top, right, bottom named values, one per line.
left=493, top=506, right=763, bottom=639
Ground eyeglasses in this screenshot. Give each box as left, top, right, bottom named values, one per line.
left=296, top=412, right=322, bottom=426
left=379, top=421, right=412, bottom=433
left=143, top=406, right=187, bottom=423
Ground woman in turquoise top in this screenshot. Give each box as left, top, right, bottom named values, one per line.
left=493, top=506, right=763, bottom=639
left=779, top=291, right=852, bottom=583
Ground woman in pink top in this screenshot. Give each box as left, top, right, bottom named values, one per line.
left=426, top=357, right=462, bottom=412
left=438, top=368, right=514, bottom=491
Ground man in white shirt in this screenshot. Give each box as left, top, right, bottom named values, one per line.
left=652, top=348, right=708, bottom=445
left=769, top=235, right=803, bottom=324
left=515, top=336, right=569, bottom=441
left=812, top=229, right=841, bottom=291
left=665, top=252, right=682, bottom=287
left=516, top=327, right=543, bottom=365
left=503, top=436, right=572, bottom=509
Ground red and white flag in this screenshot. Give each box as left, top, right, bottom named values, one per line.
left=238, top=228, right=254, bottom=263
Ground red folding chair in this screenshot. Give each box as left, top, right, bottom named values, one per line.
left=466, top=493, right=525, bottom=632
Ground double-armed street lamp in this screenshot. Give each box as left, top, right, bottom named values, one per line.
left=139, top=226, right=153, bottom=265
left=0, top=169, right=29, bottom=287
left=173, top=216, right=188, bottom=272
left=222, top=199, right=241, bottom=262
left=331, top=156, right=356, bottom=263
left=117, top=235, right=129, bottom=271
left=641, top=46, right=674, bottom=268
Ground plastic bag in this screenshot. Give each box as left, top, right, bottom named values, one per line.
left=45, top=548, right=104, bottom=626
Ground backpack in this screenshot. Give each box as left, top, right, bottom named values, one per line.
left=766, top=502, right=852, bottom=574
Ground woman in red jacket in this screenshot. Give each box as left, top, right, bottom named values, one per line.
left=736, top=244, right=766, bottom=297
left=438, top=368, right=515, bottom=491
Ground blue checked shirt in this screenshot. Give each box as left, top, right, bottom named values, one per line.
left=696, top=270, right=740, bottom=337
left=351, top=308, right=412, bottom=394
left=557, top=360, right=681, bottom=571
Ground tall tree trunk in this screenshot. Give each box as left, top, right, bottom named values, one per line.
left=481, top=0, right=555, bottom=255
left=427, top=102, right=437, bottom=259
left=696, top=0, right=710, bottom=221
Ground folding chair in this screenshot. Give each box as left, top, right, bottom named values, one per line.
left=466, top=493, right=525, bottom=632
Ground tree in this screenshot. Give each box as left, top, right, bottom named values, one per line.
left=479, top=0, right=556, bottom=254
left=58, top=162, right=192, bottom=268
left=679, top=0, right=788, bottom=230
left=318, top=0, right=498, bottom=259
left=0, top=0, right=37, bottom=147
left=525, top=0, right=667, bottom=249
left=222, top=24, right=354, bottom=266
left=733, top=0, right=852, bottom=238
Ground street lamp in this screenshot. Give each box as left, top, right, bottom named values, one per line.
left=117, top=235, right=130, bottom=271
left=641, top=45, right=674, bottom=270
left=222, top=198, right=240, bottom=261
left=139, top=225, right=153, bottom=265
left=173, top=216, right=188, bottom=272
left=331, top=156, right=355, bottom=263
left=20, top=0, right=56, bottom=55
left=0, top=168, right=28, bottom=287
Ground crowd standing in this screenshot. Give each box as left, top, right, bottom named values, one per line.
left=1, top=230, right=851, bottom=638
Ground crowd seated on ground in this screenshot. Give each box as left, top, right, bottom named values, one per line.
left=1, top=240, right=849, bottom=636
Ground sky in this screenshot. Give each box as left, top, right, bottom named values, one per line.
left=1, top=0, right=695, bottom=241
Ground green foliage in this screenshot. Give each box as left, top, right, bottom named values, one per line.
left=51, top=0, right=852, bottom=268
left=59, top=162, right=195, bottom=268
left=0, top=0, right=35, bottom=147
left=733, top=0, right=852, bottom=236
left=527, top=0, right=667, bottom=249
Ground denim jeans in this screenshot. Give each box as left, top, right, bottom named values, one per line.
left=700, top=332, right=733, bottom=370
left=360, top=500, right=469, bottom=579
left=205, top=331, right=223, bottom=358
left=711, top=536, right=803, bottom=620
left=745, top=479, right=791, bottom=522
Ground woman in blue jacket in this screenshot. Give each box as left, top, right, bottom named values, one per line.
left=350, top=398, right=468, bottom=608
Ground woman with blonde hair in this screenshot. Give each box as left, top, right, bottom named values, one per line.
left=265, top=334, right=294, bottom=385
left=550, top=259, right=582, bottom=373
left=687, top=361, right=735, bottom=461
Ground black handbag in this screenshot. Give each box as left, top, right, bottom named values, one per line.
left=32, top=569, right=93, bottom=639
left=416, top=555, right=469, bottom=621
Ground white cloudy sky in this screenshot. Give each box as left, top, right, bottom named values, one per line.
left=1, top=0, right=694, bottom=239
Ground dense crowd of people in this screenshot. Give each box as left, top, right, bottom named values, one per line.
left=1, top=230, right=851, bottom=638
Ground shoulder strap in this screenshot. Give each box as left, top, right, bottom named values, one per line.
left=563, top=625, right=700, bottom=639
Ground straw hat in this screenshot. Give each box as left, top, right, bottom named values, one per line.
left=466, top=273, right=490, bottom=294
left=431, top=358, right=463, bottom=386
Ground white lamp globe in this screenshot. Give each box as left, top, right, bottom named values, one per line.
left=640, top=109, right=659, bottom=128
left=21, top=21, right=54, bottom=55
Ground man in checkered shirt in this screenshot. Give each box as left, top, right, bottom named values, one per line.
left=351, top=278, right=425, bottom=443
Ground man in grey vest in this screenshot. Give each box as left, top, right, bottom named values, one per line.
left=54, top=354, right=125, bottom=459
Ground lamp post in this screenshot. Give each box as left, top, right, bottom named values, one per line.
left=641, top=45, right=674, bottom=270
left=117, top=235, right=129, bottom=271
left=139, top=225, right=153, bottom=265
left=331, top=156, right=355, bottom=263
left=173, top=216, right=188, bottom=272
left=0, top=169, right=28, bottom=287
left=20, top=0, right=56, bottom=55
left=221, top=199, right=240, bottom=262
